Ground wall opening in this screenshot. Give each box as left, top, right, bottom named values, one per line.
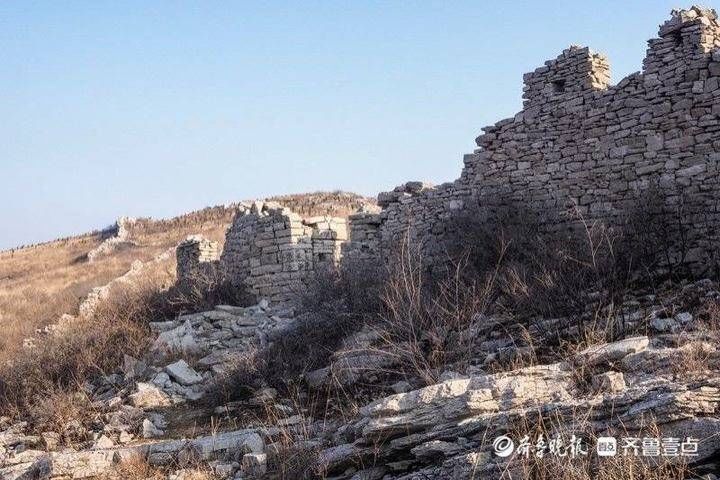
left=551, top=79, right=567, bottom=93
left=670, top=30, right=683, bottom=47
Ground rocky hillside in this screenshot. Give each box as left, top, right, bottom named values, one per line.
left=2, top=274, right=719, bottom=479
left=1, top=203, right=719, bottom=479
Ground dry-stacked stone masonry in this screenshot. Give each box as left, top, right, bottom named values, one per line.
left=218, top=202, right=347, bottom=305
left=176, top=7, right=720, bottom=305
left=176, top=235, right=220, bottom=282
left=344, top=7, right=720, bottom=271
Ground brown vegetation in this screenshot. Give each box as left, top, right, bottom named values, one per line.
left=0, top=221, right=226, bottom=367
left=0, top=266, right=170, bottom=431
left=267, top=191, right=375, bottom=218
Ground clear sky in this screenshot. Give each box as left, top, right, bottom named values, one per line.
left=1, top=0, right=687, bottom=249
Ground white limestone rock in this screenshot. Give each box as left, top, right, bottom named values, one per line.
left=142, top=419, right=165, bottom=439
left=129, top=382, right=172, bottom=409
left=165, top=360, right=203, bottom=386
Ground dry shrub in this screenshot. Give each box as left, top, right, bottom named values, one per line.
left=26, top=387, right=96, bottom=443
left=617, top=183, right=695, bottom=282
left=693, top=297, right=720, bottom=332
left=207, top=259, right=385, bottom=404
left=108, top=454, right=218, bottom=480
left=667, top=299, right=720, bottom=375
left=437, top=190, right=711, bottom=356
left=370, top=188, right=712, bottom=382
left=442, top=200, right=627, bottom=320
left=107, top=454, right=166, bottom=480
left=266, top=415, right=327, bottom=479
left=374, top=238, right=496, bottom=384
left=268, top=441, right=326, bottom=480
left=247, top=395, right=329, bottom=480
left=366, top=211, right=624, bottom=384
left=161, top=266, right=254, bottom=317
left=297, top=258, right=386, bottom=320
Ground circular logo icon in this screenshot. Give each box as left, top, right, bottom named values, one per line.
left=493, top=435, right=515, bottom=457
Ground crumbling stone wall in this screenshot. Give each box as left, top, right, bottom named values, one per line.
left=218, top=202, right=346, bottom=305
left=346, top=7, right=720, bottom=271
left=88, top=217, right=137, bottom=262
left=176, top=235, right=220, bottom=283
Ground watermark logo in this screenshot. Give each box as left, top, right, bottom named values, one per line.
left=596, top=437, right=617, bottom=457
left=493, top=435, right=515, bottom=457
left=492, top=435, right=699, bottom=459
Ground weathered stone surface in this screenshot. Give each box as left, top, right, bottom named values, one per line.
left=217, top=202, right=348, bottom=305
left=176, top=235, right=220, bottom=284
left=128, top=382, right=172, bottom=409
left=315, top=331, right=720, bottom=478
left=165, top=360, right=203, bottom=386
left=592, top=370, right=626, bottom=393
left=575, top=336, right=649, bottom=366
left=152, top=320, right=200, bottom=355
left=141, top=419, right=164, bottom=439
left=0, top=453, right=51, bottom=480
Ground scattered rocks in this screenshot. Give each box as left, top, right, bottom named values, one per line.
left=575, top=335, right=649, bottom=366
left=651, top=317, right=679, bottom=333
left=242, top=452, right=267, bottom=477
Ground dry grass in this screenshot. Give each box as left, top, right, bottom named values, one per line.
left=237, top=393, right=331, bottom=480
left=371, top=238, right=497, bottom=384
left=268, top=191, right=375, bottom=218
left=0, top=225, right=226, bottom=366
left=0, top=264, right=175, bottom=435
left=264, top=408, right=327, bottom=480
left=106, top=455, right=167, bottom=480
left=0, top=192, right=371, bottom=366
left=108, top=453, right=219, bottom=480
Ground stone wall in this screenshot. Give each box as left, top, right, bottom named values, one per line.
left=176, top=235, right=220, bottom=283
left=218, top=202, right=347, bottom=305
left=88, top=217, right=137, bottom=263
left=345, top=7, right=720, bottom=271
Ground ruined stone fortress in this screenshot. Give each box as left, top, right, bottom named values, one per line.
left=178, top=7, right=720, bottom=305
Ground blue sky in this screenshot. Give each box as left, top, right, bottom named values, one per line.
left=1, top=0, right=686, bottom=249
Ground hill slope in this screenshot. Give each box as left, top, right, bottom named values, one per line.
left=0, top=191, right=374, bottom=360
